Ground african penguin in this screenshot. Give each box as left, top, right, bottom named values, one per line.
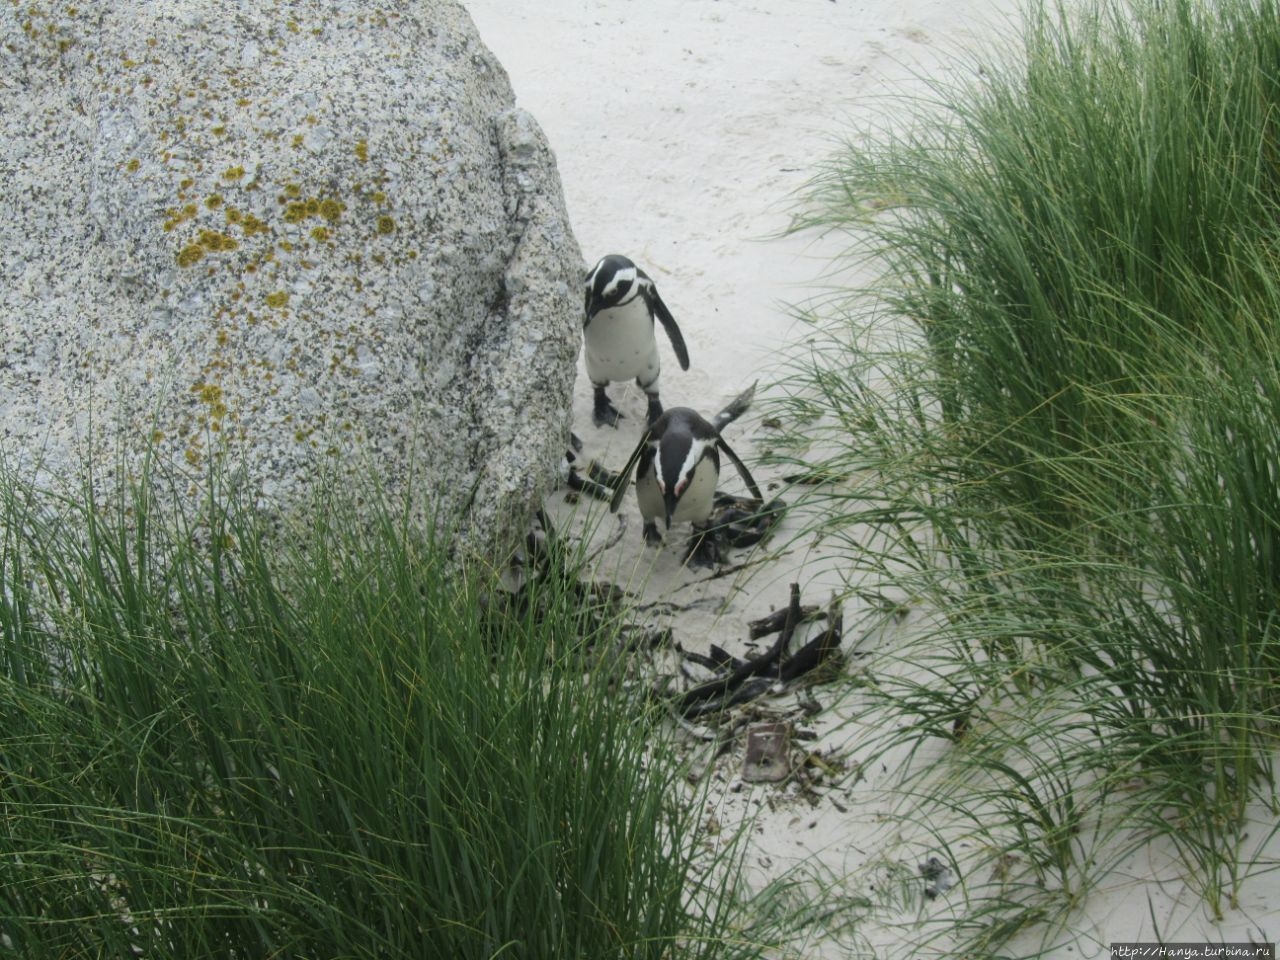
left=583, top=254, right=690, bottom=428
left=610, top=382, right=762, bottom=567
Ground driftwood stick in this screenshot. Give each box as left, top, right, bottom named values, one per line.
left=677, top=583, right=801, bottom=715
left=747, top=603, right=823, bottom=640
left=708, top=644, right=740, bottom=668
left=565, top=467, right=612, bottom=502
left=677, top=643, right=742, bottom=672
left=679, top=648, right=726, bottom=672
left=682, top=677, right=776, bottom=719
left=775, top=582, right=803, bottom=657
left=776, top=596, right=844, bottom=683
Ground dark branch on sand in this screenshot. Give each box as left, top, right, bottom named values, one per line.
left=674, top=584, right=844, bottom=718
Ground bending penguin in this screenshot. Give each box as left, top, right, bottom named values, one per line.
left=584, top=254, right=690, bottom=427
left=610, top=382, right=762, bottom=567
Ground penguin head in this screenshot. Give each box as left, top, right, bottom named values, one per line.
left=585, top=254, right=641, bottom=321
left=653, top=432, right=716, bottom=529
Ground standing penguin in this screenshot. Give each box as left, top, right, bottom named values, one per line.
left=610, top=383, right=762, bottom=567
left=583, top=254, right=690, bottom=428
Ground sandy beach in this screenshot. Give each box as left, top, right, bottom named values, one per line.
left=460, top=1, right=1279, bottom=955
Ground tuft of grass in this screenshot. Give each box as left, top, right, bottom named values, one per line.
left=0, top=457, right=757, bottom=959
left=774, top=0, right=1280, bottom=951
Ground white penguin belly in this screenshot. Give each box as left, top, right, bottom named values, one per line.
left=584, top=301, right=661, bottom=387
left=637, top=457, right=718, bottom=527
left=672, top=458, right=719, bottom=524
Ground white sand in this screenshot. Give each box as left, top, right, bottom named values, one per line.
left=462, top=1, right=1278, bottom=955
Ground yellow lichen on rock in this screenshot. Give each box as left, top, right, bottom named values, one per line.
left=176, top=243, right=204, bottom=267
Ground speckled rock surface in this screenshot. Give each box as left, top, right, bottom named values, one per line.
left=0, top=1, right=581, bottom=557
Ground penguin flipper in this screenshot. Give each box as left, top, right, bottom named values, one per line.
left=712, top=381, right=758, bottom=435
left=716, top=437, right=764, bottom=504
left=610, top=429, right=651, bottom=513
left=646, top=288, right=691, bottom=371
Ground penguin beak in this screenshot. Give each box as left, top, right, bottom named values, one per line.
left=663, top=488, right=679, bottom=530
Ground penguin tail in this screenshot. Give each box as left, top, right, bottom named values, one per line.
left=712, top=381, right=757, bottom=435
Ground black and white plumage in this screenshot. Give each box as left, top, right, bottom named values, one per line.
left=610, top=382, right=762, bottom=567
left=583, top=254, right=690, bottom=428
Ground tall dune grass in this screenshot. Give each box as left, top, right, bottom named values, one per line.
left=778, top=0, right=1280, bottom=948
left=0, top=462, right=752, bottom=959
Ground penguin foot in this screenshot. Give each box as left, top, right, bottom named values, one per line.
left=645, top=394, right=664, bottom=426
left=684, top=527, right=725, bottom=569
left=642, top=521, right=663, bottom=546
left=593, top=387, right=623, bottom=428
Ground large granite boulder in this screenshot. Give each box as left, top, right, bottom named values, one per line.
left=0, top=1, right=581, bottom=557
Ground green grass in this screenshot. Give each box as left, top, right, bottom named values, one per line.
left=774, top=0, right=1280, bottom=950
left=0, top=459, right=756, bottom=959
